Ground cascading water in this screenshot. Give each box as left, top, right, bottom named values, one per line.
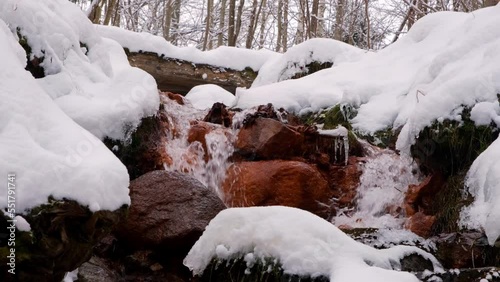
left=160, top=96, right=253, bottom=197
left=333, top=144, right=422, bottom=229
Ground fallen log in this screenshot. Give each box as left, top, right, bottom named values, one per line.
left=126, top=51, right=257, bottom=95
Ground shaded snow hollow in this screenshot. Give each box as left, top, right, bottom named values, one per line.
left=184, top=206, right=443, bottom=282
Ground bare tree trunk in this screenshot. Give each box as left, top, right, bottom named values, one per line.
left=234, top=0, right=246, bottom=45
left=364, top=0, right=371, bottom=49
left=245, top=0, right=260, bottom=48
left=334, top=0, right=344, bottom=41
left=104, top=0, right=117, bottom=25
left=203, top=0, right=213, bottom=50
left=258, top=0, right=268, bottom=48
left=228, top=0, right=236, bottom=46
left=484, top=0, right=499, bottom=6
left=310, top=0, right=319, bottom=38
left=171, top=0, right=181, bottom=44
left=276, top=0, right=283, bottom=51
left=164, top=0, right=173, bottom=40
left=112, top=0, right=121, bottom=26
left=218, top=0, right=227, bottom=46
left=88, top=0, right=103, bottom=24
left=282, top=0, right=288, bottom=51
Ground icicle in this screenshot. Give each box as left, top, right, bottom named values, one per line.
left=343, top=134, right=349, bottom=166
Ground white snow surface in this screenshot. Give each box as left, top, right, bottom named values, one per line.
left=14, top=216, right=31, bottom=232
left=0, top=3, right=131, bottom=212
left=185, top=206, right=442, bottom=281
left=0, top=0, right=159, bottom=140
left=185, top=84, right=236, bottom=110
left=460, top=136, right=500, bottom=246
left=95, top=25, right=277, bottom=72
left=234, top=6, right=500, bottom=152
left=252, top=38, right=366, bottom=87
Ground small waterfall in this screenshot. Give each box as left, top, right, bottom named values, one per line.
left=333, top=145, right=421, bottom=229
left=160, top=96, right=252, bottom=196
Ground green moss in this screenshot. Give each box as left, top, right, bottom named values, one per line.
left=291, top=61, right=333, bottom=80
left=430, top=172, right=473, bottom=234
left=411, top=107, right=498, bottom=175
left=198, top=257, right=329, bottom=282
left=322, top=104, right=356, bottom=130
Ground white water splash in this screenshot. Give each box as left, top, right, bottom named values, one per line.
left=161, top=97, right=254, bottom=197
left=334, top=145, right=421, bottom=229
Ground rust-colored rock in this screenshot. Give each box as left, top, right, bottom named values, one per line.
left=405, top=212, right=436, bottom=238
left=187, top=121, right=215, bottom=161
left=222, top=160, right=331, bottom=217
left=404, top=173, right=446, bottom=216
left=162, top=91, right=185, bottom=105
left=235, top=118, right=304, bottom=160
left=204, top=102, right=232, bottom=127
left=326, top=156, right=362, bottom=208
left=115, top=171, right=226, bottom=252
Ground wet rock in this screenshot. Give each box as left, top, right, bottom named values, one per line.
left=0, top=200, right=126, bottom=282
left=104, top=110, right=172, bottom=180
left=431, top=232, right=500, bottom=269
left=115, top=170, right=226, bottom=252
left=163, top=91, right=185, bottom=105
left=78, top=256, right=119, bottom=282
left=203, top=102, right=232, bottom=127
left=222, top=160, right=331, bottom=217
left=421, top=267, right=500, bottom=282
left=405, top=212, right=436, bottom=238
left=241, top=103, right=280, bottom=127
left=404, top=173, right=446, bottom=216
left=327, top=156, right=362, bottom=209
left=400, top=253, right=435, bottom=272
left=187, top=121, right=216, bottom=161
left=235, top=118, right=304, bottom=160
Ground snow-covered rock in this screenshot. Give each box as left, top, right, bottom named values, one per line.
left=0, top=0, right=159, bottom=140
left=0, top=18, right=130, bottom=213
left=252, top=38, right=366, bottom=87
left=185, top=206, right=442, bottom=282
left=185, top=84, right=236, bottom=110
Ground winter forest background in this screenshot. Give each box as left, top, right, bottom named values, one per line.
left=75, top=0, right=499, bottom=52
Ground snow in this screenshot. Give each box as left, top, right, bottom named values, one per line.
left=318, top=125, right=348, bottom=137
left=233, top=6, right=500, bottom=154
left=14, top=216, right=31, bottom=232
left=63, top=269, right=79, bottom=282
left=185, top=84, right=236, bottom=110
left=252, top=38, right=366, bottom=87
left=0, top=2, right=131, bottom=213
left=184, top=206, right=442, bottom=282
left=0, top=0, right=159, bottom=140
left=470, top=101, right=500, bottom=127
left=460, top=136, right=500, bottom=246
left=96, top=25, right=278, bottom=72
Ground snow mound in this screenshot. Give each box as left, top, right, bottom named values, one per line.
left=252, top=38, right=366, bottom=87
left=184, top=206, right=442, bottom=282
left=235, top=6, right=500, bottom=152
left=460, top=136, right=500, bottom=246
left=0, top=19, right=130, bottom=212
left=96, top=25, right=278, bottom=72
left=185, top=84, right=236, bottom=110
left=0, top=0, right=159, bottom=140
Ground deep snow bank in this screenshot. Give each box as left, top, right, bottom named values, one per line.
left=0, top=0, right=159, bottom=140
left=460, top=137, right=500, bottom=245
left=252, top=38, right=366, bottom=87
left=235, top=6, right=500, bottom=147
left=185, top=206, right=442, bottom=282
left=96, top=25, right=278, bottom=72
left=0, top=20, right=129, bottom=212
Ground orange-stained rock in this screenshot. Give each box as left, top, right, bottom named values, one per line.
left=161, top=91, right=185, bottom=105
left=404, top=173, right=446, bottom=216
left=235, top=118, right=304, bottom=160
left=187, top=121, right=215, bottom=161
left=222, top=160, right=331, bottom=218
left=327, top=156, right=362, bottom=208
left=405, top=212, right=436, bottom=238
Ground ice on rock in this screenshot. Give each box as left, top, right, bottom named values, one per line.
left=184, top=206, right=442, bottom=282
